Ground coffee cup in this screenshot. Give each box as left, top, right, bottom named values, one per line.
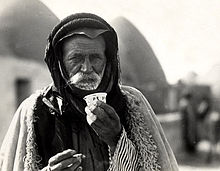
left=83, top=92, right=107, bottom=106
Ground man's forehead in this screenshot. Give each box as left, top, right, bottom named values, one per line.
left=62, top=35, right=106, bottom=51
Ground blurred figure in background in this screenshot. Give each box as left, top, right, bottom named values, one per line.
left=179, top=72, right=199, bottom=152
left=179, top=86, right=198, bottom=153
left=179, top=71, right=213, bottom=154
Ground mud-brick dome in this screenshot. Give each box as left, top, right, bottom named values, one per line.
left=111, top=17, right=168, bottom=113
left=0, top=0, right=59, bottom=61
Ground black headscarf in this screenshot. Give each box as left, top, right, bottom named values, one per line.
left=44, top=13, right=126, bottom=118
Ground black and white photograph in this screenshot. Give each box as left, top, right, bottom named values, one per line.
left=0, top=0, right=220, bottom=170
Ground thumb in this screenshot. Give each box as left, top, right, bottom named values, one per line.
left=85, top=107, right=97, bottom=125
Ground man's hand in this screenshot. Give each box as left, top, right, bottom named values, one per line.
left=85, top=101, right=122, bottom=150
left=43, top=149, right=85, bottom=171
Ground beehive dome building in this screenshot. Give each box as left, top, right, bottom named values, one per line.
left=111, top=17, right=169, bottom=113
left=0, top=0, right=59, bottom=143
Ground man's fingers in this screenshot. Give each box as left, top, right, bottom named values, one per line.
left=90, top=122, right=104, bottom=138
left=85, top=107, right=97, bottom=125
left=62, top=165, right=82, bottom=171
left=90, top=120, right=103, bottom=130
left=48, top=149, right=76, bottom=166
left=86, top=103, right=112, bottom=122
left=90, top=121, right=110, bottom=139
left=75, top=166, right=83, bottom=171
left=86, top=106, right=111, bottom=125
left=97, top=101, right=119, bottom=120
left=50, top=154, right=84, bottom=170
left=62, top=166, right=83, bottom=171
left=50, top=159, right=80, bottom=171
left=93, top=107, right=110, bottom=123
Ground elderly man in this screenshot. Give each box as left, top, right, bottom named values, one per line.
left=0, top=13, right=178, bottom=171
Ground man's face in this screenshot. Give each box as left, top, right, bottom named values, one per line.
left=62, top=35, right=106, bottom=90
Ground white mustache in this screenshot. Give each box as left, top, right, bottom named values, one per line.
left=67, top=72, right=102, bottom=90
left=68, top=72, right=100, bottom=84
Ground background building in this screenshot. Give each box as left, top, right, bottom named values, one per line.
left=0, top=0, right=59, bottom=143
left=112, top=17, right=169, bottom=114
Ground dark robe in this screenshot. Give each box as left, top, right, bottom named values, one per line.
left=33, top=91, right=110, bottom=170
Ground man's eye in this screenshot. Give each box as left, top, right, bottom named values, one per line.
left=69, top=54, right=84, bottom=61
left=90, top=54, right=102, bottom=60
left=71, top=57, right=83, bottom=63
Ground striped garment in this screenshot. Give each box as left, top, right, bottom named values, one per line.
left=108, top=127, right=139, bottom=171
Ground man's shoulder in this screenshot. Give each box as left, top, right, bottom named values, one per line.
left=120, top=85, right=143, bottom=98
left=19, top=85, right=52, bottom=110
left=120, top=85, right=152, bottom=110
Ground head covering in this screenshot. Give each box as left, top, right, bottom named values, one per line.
left=44, top=13, right=125, bottom=116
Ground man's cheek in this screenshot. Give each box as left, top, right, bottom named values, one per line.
left=94, top=64, right=105, bottom=75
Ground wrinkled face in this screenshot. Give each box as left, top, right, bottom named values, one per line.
left=62, top=35, right=106, bottom=90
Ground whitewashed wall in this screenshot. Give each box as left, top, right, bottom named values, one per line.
left=0, top=55, right=51, bottom=144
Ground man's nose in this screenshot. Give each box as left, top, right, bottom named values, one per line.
left=81, top=57, right=93, bottom=73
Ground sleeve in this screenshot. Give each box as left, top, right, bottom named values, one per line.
left=138, top=89, right=179, bottom=171
left=120, top=85, right=179, bottom=171
left=107, top=127, right=139, bottom=171
left=0, top=92, right=42, bottom=171
left=0, top=102, right=27, bottom=171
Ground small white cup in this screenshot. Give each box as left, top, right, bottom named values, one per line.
left=83, top=92, right=107, bottom=106
left=84, top=92, right=107, bottom=126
